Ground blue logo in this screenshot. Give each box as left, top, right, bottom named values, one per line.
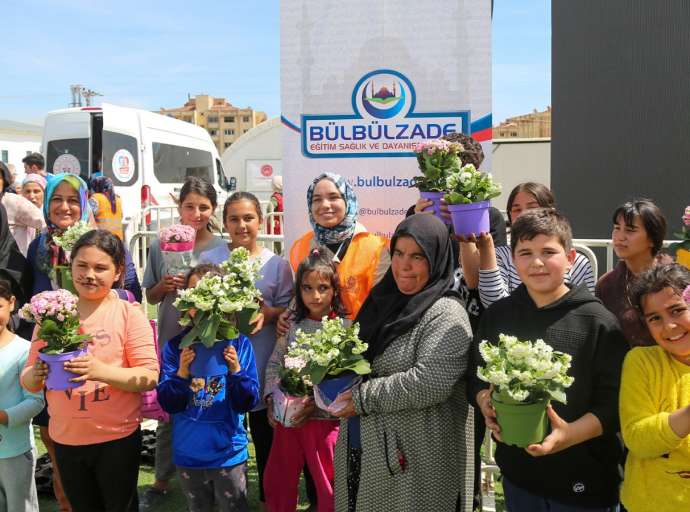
left=300, top=69, right=470, bottom=159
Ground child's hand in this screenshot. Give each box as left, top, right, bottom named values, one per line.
left=249, top=311, right=265, bottom=335
left=476, top=387, right=503, bottom=442
left=31, top=359, right=49, bottom=387
left=276, top=310, right=291, bottom=337
left=177, top=347, right=195, bottom=379
left=291, top=397, right=316, bottom=427
left=525, top=405, right=571, bottom=457
left=224, top=345, right=241, bottom=374
left=64, top=353, right=107, bottom=383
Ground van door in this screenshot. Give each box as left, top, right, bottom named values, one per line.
left=101, top=104, right=142, bottom=230
left=44, top=110, right=92, bottom=181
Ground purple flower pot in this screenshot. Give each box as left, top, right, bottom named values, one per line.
left=190, top=342, right=230, bottom=377
left=447, top=200, right=491, bottom=237
left=39, top=347, right=87, bottom=391
left=419, top=191, right=450, bottom=224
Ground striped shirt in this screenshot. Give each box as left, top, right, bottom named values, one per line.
left=478, top=245, right=595, bottom=308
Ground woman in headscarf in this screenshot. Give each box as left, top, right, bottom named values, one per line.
left=288, top=172, right=390, bottom=319
left=0, top=161, right=44, bottom=256
left=332, top=214, right=474, bottom=512
left=26, top=173, right=141, bottom=299
left=21, top=173, right=46, bottom=209
left=89, top=175, right=124, bottom=240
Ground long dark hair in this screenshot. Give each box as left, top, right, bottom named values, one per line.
left=292, top=246, right=347, bottom=322
left=70, top=230, right=126, bottom=287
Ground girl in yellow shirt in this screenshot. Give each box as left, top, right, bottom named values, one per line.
left=621, top=263, right=690, bottom=511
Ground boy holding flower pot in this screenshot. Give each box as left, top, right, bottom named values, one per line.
left=470, top=208, right=629, bottom=511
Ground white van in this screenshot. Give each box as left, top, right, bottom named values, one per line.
left=42, top=103, right=231, bottom=239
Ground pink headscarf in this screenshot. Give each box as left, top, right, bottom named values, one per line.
left=22, top=173, right=47, bottom=190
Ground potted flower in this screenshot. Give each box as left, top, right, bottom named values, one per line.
left=443, top=163, right=501, bottom=237
left=285, top=317, right=370, bottom=411
left=160, top=224, right=196, bottom=275
left=18, top=290, right=92, bottom=390
left=52, top=220, right=93, bottom=292
left=670, top=206, right=690, bottom=269
left=271, top=356, right=314, bottom=427
left=410, top=139, right=463, bottom=223
left=173, top=248, right=263, bottom=377
left=477, top=334, right=574, bottom=447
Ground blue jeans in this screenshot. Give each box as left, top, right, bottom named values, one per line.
left=503, top=477, right=619, bottom=512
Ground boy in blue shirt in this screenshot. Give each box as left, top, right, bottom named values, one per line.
left=471, top=209, right=629, bottom=511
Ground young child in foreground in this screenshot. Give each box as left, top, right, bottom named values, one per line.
left=156, top=263, right=259, bottom=512
left=0, top=278, right=44, bottom=512
left=471, top=208, right=629, bottom=511
left=620, top=263, right=690, bottom=512
left=263, top=248, right=345, bottom=512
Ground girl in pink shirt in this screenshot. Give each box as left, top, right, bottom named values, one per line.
left=21, top=230, right=159, bottom=512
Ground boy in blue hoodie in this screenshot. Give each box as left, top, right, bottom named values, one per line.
left=157, top=266, right=259, bottom=512
left=470, top=209, right=629, bottom=511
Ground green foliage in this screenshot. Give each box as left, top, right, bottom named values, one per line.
left=443, top=164, right=501, bottom=205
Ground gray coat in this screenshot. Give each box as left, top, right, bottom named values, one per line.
left=334, top=296, right=474, bottom=512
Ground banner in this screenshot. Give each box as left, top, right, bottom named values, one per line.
left=281, top=1, right=492, bottom=249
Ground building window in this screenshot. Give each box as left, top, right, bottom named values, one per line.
left=26, top=150, right=32, bottom=156
left=224, top=129, right=234, bottom=136
left=183, top=116, right=192, bottom=122
left=224, top=116, right=234, bottom=123
left=0, top=150, right=7, bottom=163
left=242, top=116, right=250, bottom=123
left=224, top=142, right=232, bottom=148
left=243, top=129, right=248, bottom=134
left=209, top=129, right=218, bottom=136
left=208, top=116, right=219, bottom=123
left=511, top=131, right=518, bottom=137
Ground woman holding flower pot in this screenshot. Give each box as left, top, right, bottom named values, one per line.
left=331, top=214, right=474, bottom=512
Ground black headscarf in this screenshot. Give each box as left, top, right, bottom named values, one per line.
left=0, top=162, right=12, bottom=197
left=356, top=214, right=458, bottom=362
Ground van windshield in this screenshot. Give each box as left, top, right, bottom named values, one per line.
left=152, top=143, right=213, bottom=183
left=46, top=138, right=89, bottom=181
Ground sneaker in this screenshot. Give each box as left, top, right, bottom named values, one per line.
left=138, top=487, right=168, bottom=512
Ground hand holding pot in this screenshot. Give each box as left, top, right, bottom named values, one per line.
left=177, top=347, right=195, bottom=379
left=276, top=310, right=291, bottom=337
left=331, top=389, right=357, bottom=418
left=525, top=405, right=571, bottom=457
left=413, top=198, right=434, bottom=214
left=65, top=352, right=107, bottom=383
left=224, top=345, right=241, bottom=374
left=476, top=388, right=503, bottom=442
left=249, top=311, right=265, bottom=335
left=290, top=397, right=316, bottom=428
left=266, top=395, right=277, bottom=427
left=30, top=359, right=49, bottom=388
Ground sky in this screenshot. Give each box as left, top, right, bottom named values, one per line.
left=1, top=0, right=549, bottom=126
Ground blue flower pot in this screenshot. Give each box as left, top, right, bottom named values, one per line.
left=190, top=342, right=229, bottom=377
left=316, top=372, right=358, bottom=402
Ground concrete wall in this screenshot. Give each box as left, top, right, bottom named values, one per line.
left=0, top=130, right=41, bottom=178
left=491, top=138, right=551, bottom=212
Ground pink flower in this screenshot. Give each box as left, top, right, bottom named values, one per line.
left=682, top=206, right=690, bottom=227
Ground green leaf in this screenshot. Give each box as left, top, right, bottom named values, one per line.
left=308, top=364, right=329, bottom=386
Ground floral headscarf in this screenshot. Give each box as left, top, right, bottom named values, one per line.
left=306, top=172, right=359, bottom=245
left=22, top=173, right=47, bottom=190
left=37, top=173, right=90, bottom=276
